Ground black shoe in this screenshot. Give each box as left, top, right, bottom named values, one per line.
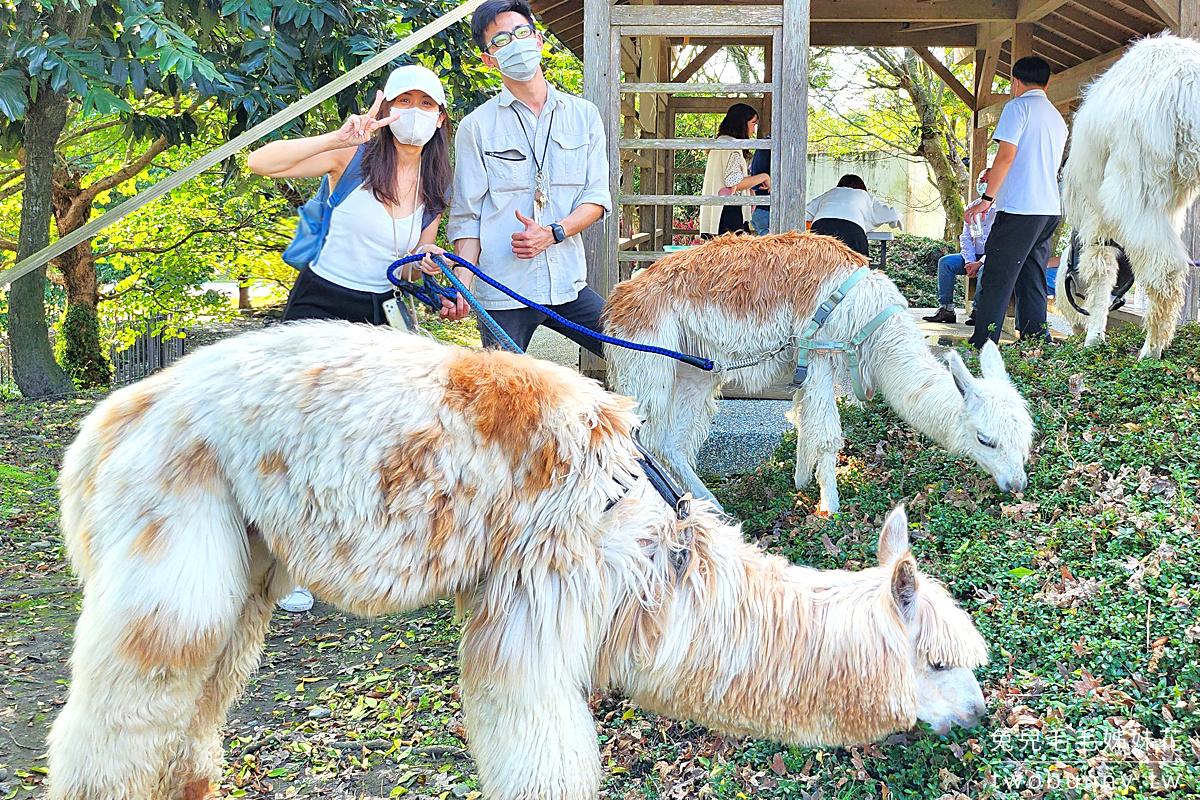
left=964, top=315, right=975, bottom=326
left=922, top=308, right=957, bottom=323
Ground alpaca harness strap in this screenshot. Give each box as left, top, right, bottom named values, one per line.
left=789, top=266, right=906, bottom=402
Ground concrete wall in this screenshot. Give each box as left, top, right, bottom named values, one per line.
left=807, top=151, right=948, bottom=240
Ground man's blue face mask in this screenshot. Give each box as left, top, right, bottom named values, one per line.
left=495, top=36, right=542, bottom=82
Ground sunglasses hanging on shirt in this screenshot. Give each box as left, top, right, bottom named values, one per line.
left=513, top=105, right=555, bottom=211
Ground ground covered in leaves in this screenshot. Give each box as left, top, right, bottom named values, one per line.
left=2, top=322, right=1198, bottom=799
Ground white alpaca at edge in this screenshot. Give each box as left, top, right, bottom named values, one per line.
left=604, top=233, right=1034, bottom=515
left=1059, top=33, right=1200, bottom=359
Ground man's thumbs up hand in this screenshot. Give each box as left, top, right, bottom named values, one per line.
left=512, top=209, right=555, bottom=260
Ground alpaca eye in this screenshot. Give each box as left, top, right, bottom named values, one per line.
left=931, top=662, right=950, bottom=672
left=976, top=434, right=996, bottom=448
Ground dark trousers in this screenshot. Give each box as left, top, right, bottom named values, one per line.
left=478, top=285, right=607, bottom=358
left=969, top=212, right=1060, bottom=348
left=810, top=217, right=869, bottom=256
left=283, top=266, right=410, bottom=327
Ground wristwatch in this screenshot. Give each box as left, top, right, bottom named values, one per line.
left=549, top=223, right=566, bottom=244
left=980, top=192, right=995, bottom=202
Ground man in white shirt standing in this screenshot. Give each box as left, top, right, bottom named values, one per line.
left=448, top=0, right=612, bottom=355
left=966, top=56, right=1068, bottom=348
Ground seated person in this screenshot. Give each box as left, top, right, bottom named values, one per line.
left=925, top=169, right=994, bottom=324
left=806, top=174, right=901, bottom=256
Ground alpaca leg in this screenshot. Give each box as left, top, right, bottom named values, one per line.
left=1137, top=267, right=1186, bottom=359
left=48, top=507, right=249, bottom=800
left=460, top=609, right=601, bottom=800
left=795, top=358, right=841, bottom=515
left=176, top=533, right=289, bottom=799
left=1080, top=245, right=1119, bottom=348
left=792, top=390, right=813, bottom=490
left=660, top=370, right=723, bottom=507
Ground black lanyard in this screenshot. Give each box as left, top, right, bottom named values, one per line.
left=513, top=104, right=555, bottom=176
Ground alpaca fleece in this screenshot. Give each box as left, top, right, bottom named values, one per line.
left=48, top=322, right=987, bottom=800
left=1060, top=33, right=1200, bottom=359
left=603, top=232, right=1034, bottom=514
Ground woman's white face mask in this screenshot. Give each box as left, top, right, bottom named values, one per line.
left=389, top=108, right=441, bottom=146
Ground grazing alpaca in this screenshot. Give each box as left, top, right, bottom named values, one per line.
left=1060, top=33, right=1200, bottom=359
left=603, top=233, right=1033, bottom=514
left=48, top=322, right=988, bottom=800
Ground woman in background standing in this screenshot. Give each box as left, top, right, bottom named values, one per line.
left=699, top=103, right=770, bottom=237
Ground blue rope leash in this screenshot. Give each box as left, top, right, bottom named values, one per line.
left=386, top=253, right=714, bottom=371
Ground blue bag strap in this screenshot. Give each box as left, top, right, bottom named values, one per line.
left=329, top=145, right=366, bottom=206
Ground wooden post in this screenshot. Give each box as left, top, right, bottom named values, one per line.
left=1011, top=22, right=1034, bottom=64
left=583, top=0, right=618, bottom=379
left=771, top=0, right=808, bottom=234
left=1178, top=0, right=1200, bottom=323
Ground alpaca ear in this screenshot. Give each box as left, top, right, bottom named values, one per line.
left=978, top=340, right=1009, bottom=381
left=890, top=556, right=919, bottom=620
left=877, top=504, right=910, bottom=566
left=945, top=349, right=976, bottom=399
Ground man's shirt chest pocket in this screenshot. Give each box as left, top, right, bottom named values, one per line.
left=551, top=130, right=588, bottom=186
left=483, top=139, right=530, bottom=194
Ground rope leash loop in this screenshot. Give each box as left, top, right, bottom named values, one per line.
left=386, top=253, right=715, bottom=371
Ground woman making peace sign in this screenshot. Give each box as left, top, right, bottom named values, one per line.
left=249, top=64, right=468, bottom=327
left=247, top=65, right=465, bottom=614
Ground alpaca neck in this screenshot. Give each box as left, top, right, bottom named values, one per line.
left=865, top=326, right=971, bottom=455
left=606, top=526, right=917, bottom=747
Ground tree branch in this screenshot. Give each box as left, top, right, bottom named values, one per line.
left=62, top=136, right=170, bottom=230
left=93, top=217, right=270, bottom=260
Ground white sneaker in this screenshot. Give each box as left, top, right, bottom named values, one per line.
left=277, top=586, right=313, bottom=613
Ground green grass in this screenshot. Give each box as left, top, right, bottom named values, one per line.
left=690, top=324, right=1200, bottom=798
left=884, top=233, right=959, bottom=308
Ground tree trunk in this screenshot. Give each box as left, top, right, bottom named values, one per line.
left=52, top=180, right=110, bottom=387
left=9, top=85, right=74, bottom=398
left=902, top=51, right=965, bottom=241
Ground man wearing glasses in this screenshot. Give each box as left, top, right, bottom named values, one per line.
left=447, top=0, right=613, bottom=355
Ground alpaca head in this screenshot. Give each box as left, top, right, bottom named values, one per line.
left=943, top=341, right=1033, bottom=493
left=877, top=506, right=989, bottom=735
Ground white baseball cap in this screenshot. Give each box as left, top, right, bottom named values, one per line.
left=383, top=64, right=446, bottom=107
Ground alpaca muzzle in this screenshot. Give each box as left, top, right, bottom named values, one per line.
left=997, top=472, right=1028, bottom=493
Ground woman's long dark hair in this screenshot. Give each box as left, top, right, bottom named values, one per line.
left=837, top=173, right=867, bottom=191
left=360, top=99, right=452, bottom=217
left=717, top=103, right=758, bottom=139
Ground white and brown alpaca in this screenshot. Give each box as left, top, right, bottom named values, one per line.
left=603, top=232, right=1034, bottom=514
left=1060, top=33, right=1200, bottom=359
left=48, top=322, right=988, bottom=800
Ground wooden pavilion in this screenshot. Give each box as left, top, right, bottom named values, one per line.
left=525, top=0, right=1196, bottom=374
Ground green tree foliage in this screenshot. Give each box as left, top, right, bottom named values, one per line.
left=0, top=0, right=490, bottom=396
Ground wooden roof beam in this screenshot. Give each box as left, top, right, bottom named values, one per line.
left=613, top=2, right=1018, bottom=25
left=1119, top=0, right=1179, bottom=28
left=813, top=22, right=977, bottom=46
left=1070, top=0, right=1147, bottom=38
left=978, top=44, right=1128, bottom=124
left=1016, top=0, right=1070, bottom=23
left=1033, top=21, right=1105, bottom=61
left=913, top=47, right=976, bottom=107
left=1042, top=10, right=1124, bottom=52
left=671, top=44, right=722, bottom=82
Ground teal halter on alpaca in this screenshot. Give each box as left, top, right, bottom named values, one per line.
left=790, top=265, right=907, bottom=402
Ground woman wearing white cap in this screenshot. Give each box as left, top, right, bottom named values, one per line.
left=247, top=64, right=465, bottom=613
left=249, top=64, right=467, bottom=329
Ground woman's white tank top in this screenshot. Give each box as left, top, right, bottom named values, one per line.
left=312, top=185, right=424, bottom=293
